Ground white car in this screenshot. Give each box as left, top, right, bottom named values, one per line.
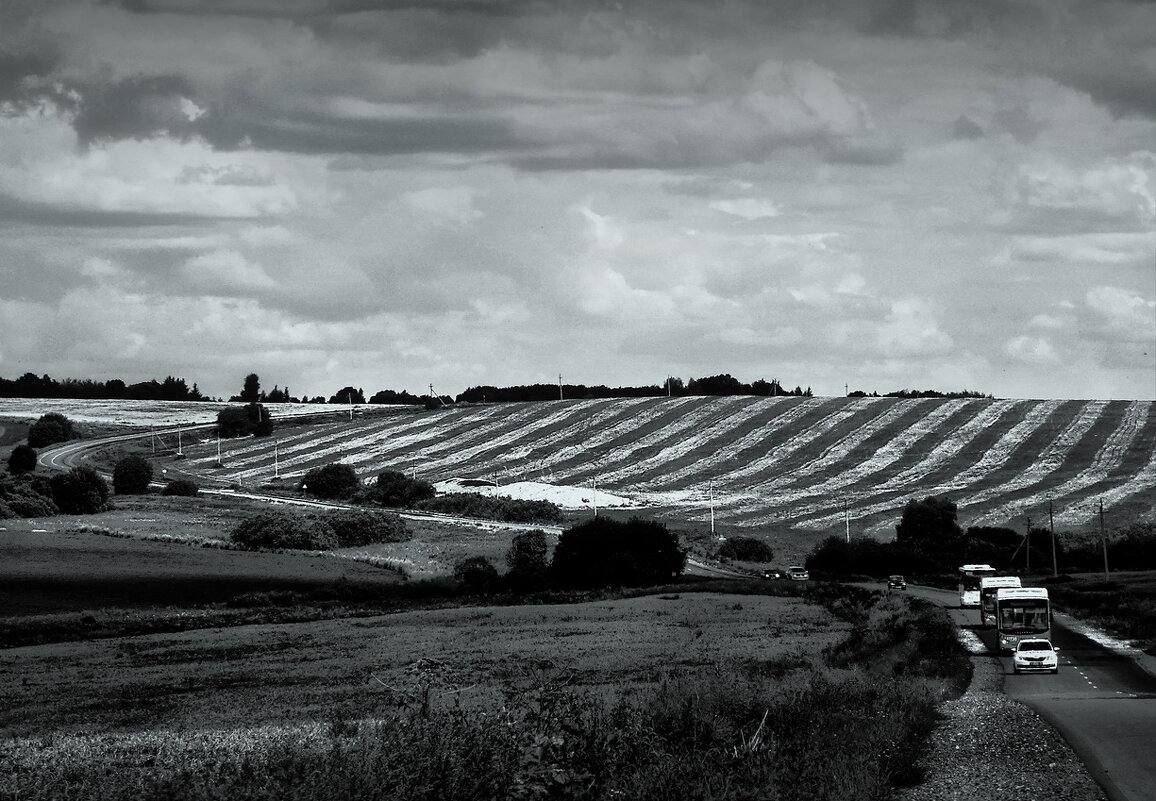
left=1012, top=639, right=1059, bottom=674
left=787, top=566, right=809, bottom=581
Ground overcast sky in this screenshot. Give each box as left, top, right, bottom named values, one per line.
left=0, top=0, right=1153, bottom=401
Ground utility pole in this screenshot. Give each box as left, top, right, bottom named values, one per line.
left=1025, top=515, right=1031, bottom=572
left=592, top=473, right=598, bottom=517
left=273, top=440, right=280, bottom=478
left=559, top=374, right=564, bottom=401
left=1049, top=500, right=1057, bottom=577
left=1100, top=499, right=1109, bottom=580
left=845, top=500, right=850, bottom=544
left=709, top=480, right=716, bottom=538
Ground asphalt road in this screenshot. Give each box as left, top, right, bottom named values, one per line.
left=905, top=583, right=1156, bottom=801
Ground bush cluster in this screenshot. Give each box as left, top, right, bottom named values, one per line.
left=1, top=467, right=112, bottom=518
left=230, top=508, right=411, bottom=551
left=417, top=492, right=562, bottom=524
left=718, top=535, right=774, bottom=563
left=370, top=470, right=436, bottom=508
left=216, top=403, right=273, bottom=438
left=27, top=412, right=74, bottom=448
left=300, top=463, right=362, bottom=500
left=552, top=517, right=686, bottom=589
left=7, top=444, right=37, bottom=474
left=0, top=473, right=58, bottom=518
left=49, top=466, right=110, bottom=514
left=231, top=510, right=337, bottom=551
left=326, top=508, right=410, bottom=547
left=113, top=454, right=154, bottom=494
left=161, top=479, right=200, bottom=497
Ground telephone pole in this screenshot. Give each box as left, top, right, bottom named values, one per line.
left=1099, top=499, right=1109, bottom=580
left=558, top=374, right=564, bottom=401
left=1049, top=499, right=1057, bottom=577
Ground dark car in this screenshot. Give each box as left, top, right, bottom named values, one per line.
left=762, top=569, right=784, bottom=580
left=887, top=575, right=907, bottom=590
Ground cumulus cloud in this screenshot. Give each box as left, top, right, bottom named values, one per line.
left=0, top=102, right=298, bottom=219
left=1085, top=285, right=1156, bottom=344
left=1005, top=335, right=1062, bottom=365
left=1009, top=152, right=1156, bottom=226
left=180, top=250, right=277, bottom=294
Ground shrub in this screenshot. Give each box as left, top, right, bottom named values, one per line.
left=371, top=470, right=436, bottom=508
left=112, top=454, right=154, bottom=494
left=230, top=510, right=337, bottom=551
left=0, top=473, right=57, bottom=518
left=49, top=466, right=110, bottom=515
left=27, top=413, right=74, bottom=448
left=7, top=444, right=37, bottom=474
left=162, top=479, right=200, bottom=497
left=453, top=556, right=499, bottom=594
left=718, top=535, right=774, bottom=563
left=326, top=508, right=410, bottom=547
left=300, top=463, right=361, bottom=500
left=216, top=403, right=273, bottom=438
left=506, top=529, right=549, bottom=592
left=552, top=517, right=686, bottom=589
left=417, top=492, right=563, bottom=524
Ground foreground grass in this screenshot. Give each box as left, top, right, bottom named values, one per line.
left=0, top=589, right=966, bottom=801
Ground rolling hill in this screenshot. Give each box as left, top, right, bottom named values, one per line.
left=170, top=396, right=1155, bottom=538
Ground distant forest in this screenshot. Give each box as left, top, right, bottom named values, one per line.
left=848, top=388, right=993, bottom=399
left=456, top=375, right=812, bottom=404
left=1, top=372, right=990, bottom=406
left=0, top=373, right=207, bottom=401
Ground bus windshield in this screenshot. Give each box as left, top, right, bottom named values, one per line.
left=998, top=600, right=1049, bottom=635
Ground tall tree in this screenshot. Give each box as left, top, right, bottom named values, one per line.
left=895, top=496, right=963, bottom=547
left=240, top=373, right=262, bottom=403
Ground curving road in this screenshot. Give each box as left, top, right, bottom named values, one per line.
left=906, top=584, right=1156, bottom=801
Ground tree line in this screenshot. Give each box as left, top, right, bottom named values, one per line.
left=0, top=373, right=207, bottom=401
left=456, top=374, right=812, bottom=404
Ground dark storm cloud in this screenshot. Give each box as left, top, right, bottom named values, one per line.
left=73, top=74, right=200, bottom=145
left=0, top=50, right=58, bottom=102
left=0, top=195, right=252, bottom=228
left=117, top=0, right=534, bottom=19
left=1065, top=72, right=1156, bottom=120
left=952, top=115, right=984, bottom=140
left=198, top=104, right=524, bottom=156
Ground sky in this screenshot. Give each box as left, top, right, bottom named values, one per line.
left=0, top=0, right=1153, bottom=402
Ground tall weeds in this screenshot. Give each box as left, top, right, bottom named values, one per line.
left=0, top=591, right=968, bottom=801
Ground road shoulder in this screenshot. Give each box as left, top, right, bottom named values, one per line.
left=899, top=632, right=1107, bottom=801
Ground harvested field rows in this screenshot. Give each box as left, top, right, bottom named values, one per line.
left=166, top=396, right=1156, bottom=536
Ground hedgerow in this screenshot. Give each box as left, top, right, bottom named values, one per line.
left=231, top=510, right=338, bottom=551
left=326, top=508, right=410, bottom=547
left=416, top=492, right=562, bottom=524
left=230, top=508, right=411, bottom=551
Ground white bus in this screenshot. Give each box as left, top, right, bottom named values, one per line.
left=979, top=576, right=1021, bottom=626
left=958, top=564, right=997, bottom=607
left=995, top=587, right=1051, bottom=652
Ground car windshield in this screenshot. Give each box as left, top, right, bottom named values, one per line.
left=1018, top=641, right=1052, bottom=653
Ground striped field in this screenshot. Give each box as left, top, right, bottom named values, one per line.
left=172, top=396, right=1156, bottom=538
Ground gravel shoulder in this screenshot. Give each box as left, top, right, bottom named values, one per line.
left=900, top=631, right=1107, bottom=801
